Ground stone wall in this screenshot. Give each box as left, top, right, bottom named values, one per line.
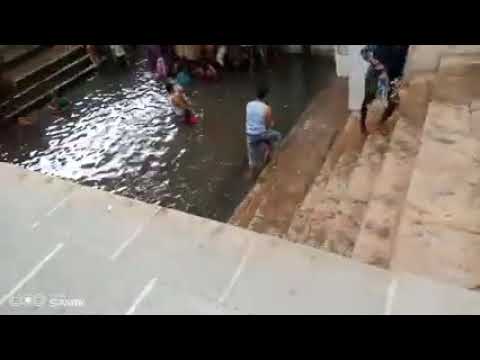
left=404, top=45, right=480, bottom=78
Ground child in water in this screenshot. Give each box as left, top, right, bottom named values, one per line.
left=48, top=90, right=71, bottom=114
left=175, top=62, right=193, bottom=87
left=166, top=82, right=199, bottom=125
left=110, top=45, right=130, bottom=67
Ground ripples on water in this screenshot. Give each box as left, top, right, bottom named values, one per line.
left=33, top=74, right=177, bottom=182
left=2, top=61, right=206, bottom=211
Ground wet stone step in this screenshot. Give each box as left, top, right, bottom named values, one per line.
left=328, top=132, right=391, bottom=258
left=353, top=76, right=432, bottom=267
left=391, top=101, right=480, bottom=288
left=7, top=55, right=91, bottom=112
left=5, top=60, right=96, bottom=121
left=0, top=45, right=47, bottom=72
left=287, top=118, right=365, bottom=248
left=14, top=46, right=86, bottom=93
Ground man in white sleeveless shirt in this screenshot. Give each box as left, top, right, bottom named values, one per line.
left=245, top=86, right=282, bottom=177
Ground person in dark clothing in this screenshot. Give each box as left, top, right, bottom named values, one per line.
left=360, top=45, right=409, bottom=135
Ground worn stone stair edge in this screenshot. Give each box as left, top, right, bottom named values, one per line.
left=327, top=130, right=393, bottom=258
left=0, top=45, right=47, bottom=70
left=0, top=159, right=401, bottom=278
left=1, top=46, right=87, bottom=115
left=286, top=118, right=363, bottom=243
left=390, top=100, right=480, bottom=288
left=286, top=124, right=365, bottom=248
left=353, top=78, right=433, bottom=268
left=5, top=62, right=97, bottom=122
left=5, top=54, right=90, bottom=111
left=14, top=46, right=85, bottom=85
left=353, top=118, right=422, bottom=266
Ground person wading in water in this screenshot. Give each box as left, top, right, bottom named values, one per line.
left=245, top=85, right=282, bottom=179
left=166, top=82, right=198, bottom=125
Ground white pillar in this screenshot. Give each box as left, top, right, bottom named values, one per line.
left=347, top=45, right=369, bottom=113
left=334, top=46, right=350, bottom=78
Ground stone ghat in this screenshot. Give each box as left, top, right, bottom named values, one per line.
left=232, top=52, right=480, bottom=290
left=1, top=45, right=96, bottom=124
left=1, top=161, right=480, bottom=314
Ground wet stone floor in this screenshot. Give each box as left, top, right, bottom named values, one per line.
left=0, top=52, right=336, bottom=222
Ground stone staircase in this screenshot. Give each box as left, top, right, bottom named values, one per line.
left=231, top=53, right=480, bottom=290
left=0, top=45, right=97, bottom=124
left=352, top=74, right=432, bottom=267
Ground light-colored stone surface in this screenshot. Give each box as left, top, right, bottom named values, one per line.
left=1, top=162, right=480, bottom=314
left=353, top=76, right=432, bottom=267
left=389, top=272, right=480, bottom=315
left=438, top=54, right=480, bottom=76
left=330, top=132, right=389, bottom=258
left=287, top=118, right=365, bottom=247
left=347, top=45, right=369, bottom=111
left=404, top=45, right=480, bottom=78
left=391, top=101, right=480, bottom=288
left=353, top=116, right=418, bottom=267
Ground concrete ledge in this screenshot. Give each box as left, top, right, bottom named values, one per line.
left=1, top=162, right=480, bottom=314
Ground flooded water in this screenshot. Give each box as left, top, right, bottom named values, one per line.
left=0, top=52, right=336, bottom=222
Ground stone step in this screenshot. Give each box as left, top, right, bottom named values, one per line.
left=0, top=46, right=88, bottom=116
left=3, top=163, right=480, bottom=314
left=4, top=59, right=97, bottom=122
left=230, top=78, right=349, bottom=233
left=14, top=46, right=86, bottom=93
left=352, top=75, right=433, bottom=267
left=391, top=100, right=480, bottom=289
left=432, top=54, right=480, bottom=106
left=0, top=45, right=47, bottom=71
left=286, top=118, right=365, bottom=249
left=285, top=137, right=341, bottom=243
left=327, top=131, right=391, bottom=258
left=4, top=54, right=91, bottom=116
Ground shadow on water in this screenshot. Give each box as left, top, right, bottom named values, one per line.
left=0, top=52, right=336, bottom=222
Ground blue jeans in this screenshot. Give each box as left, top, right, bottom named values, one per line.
left=246, top=129, right=282, bottom=168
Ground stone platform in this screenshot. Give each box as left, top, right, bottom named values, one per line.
left=231, top=50, right=480, bottom=290
left=1, top=162, right=479, bottom=315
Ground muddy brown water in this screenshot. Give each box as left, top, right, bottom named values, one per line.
left=0, top=52, right=336, bottom=222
